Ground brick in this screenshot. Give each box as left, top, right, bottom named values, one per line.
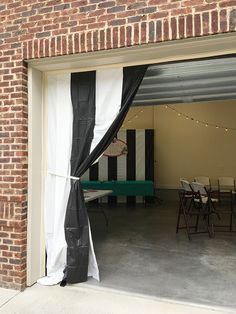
left=163, top=19, right=169, bottom=40
left=87, top=32, right=92, bottom=52
left=126, top=25, right=132, bottom=46
left=88, top=9, right=105, bottom=17
left=80, top=18, right=96, bottom=25
left=171, top=7, right=192, bottom=16
left=133, top=23, right=139, bottom=45
left=80, top=4, right=96, bottom=12
left=178, top=16, right=185, bottom=39
left=54, top=3, right=70, bottom=11
left=128, top=15, right=146, bottom=23
left=195, top=3, right=217, bottom=12
left=149, top=0, right=167, bottom=3
left=22, top=9, right=36, bottom=17
left=38, top=7, right=53, bottom=14
left=194, top=14, right=201, bottom=36
left=118, top=25, right=124, bottom=47
left=109, top=19, right=126, bottom=26
left=150, top=11, right=168, bottom=19
left=98, top=1, right=116, bottom=8
left=202, top=12, right=209, bottom=35
left=36, top=31, right=51, bottom=38
left=186, top=14, right=193, bottom=37
left=71, top=1, right=88, bottom=8
left=230, top=9, right=236, bottom=31
left=127, top=2, right=146, bottom=10
left=159, top=2, right=180, bottom=11
left=98, top=14, right=115, bottom=22
left=171, top=17, right=177, bottom=39
left=68, top=34, right=73, bottom=54
left=219, top=0, right=236, bottom=8
left=182, top=0, right=204, bottom=6
left=149, top=21, right=155, bottom=42
left=211, top=11, right=218, bottom=33
left=107, top=5, right=125, bottom=13
left=141, top=22, right=147, bottom=43
left=88, top=22, right=106, bottom=30
left=113, top=27, right=119, bottom=48
left=220, top=9, right=228, bottom=32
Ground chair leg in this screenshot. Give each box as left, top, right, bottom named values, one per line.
left=229, top=213, right=233, bottom=232
left=176, top=202, right=182, bottom=234
left=101, top=208, right=109, bottom=230
left=177, top=193, right=192, bottom=240
left=218, top=191, right=221, bottom=206
left=230, top=193, right=234, bottom=231
left=182, top=206, right=192, bottom=240
left=195, top=214, right=199, bottom=232
left=211, top=201, right=221, bottom=220
left=205, top=203, right=214, bottom=238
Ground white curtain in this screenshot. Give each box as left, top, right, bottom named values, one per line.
left=37, top=73, right=72, bottom=285
left=38, top=67, right=123, bottom=286
left=90, top=67, right=123, bottom=154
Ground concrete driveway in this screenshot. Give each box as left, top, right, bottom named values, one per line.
left=0, top=284, right=235, bottom=314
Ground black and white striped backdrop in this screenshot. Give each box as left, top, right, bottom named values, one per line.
left=81, top=129, right=154, bottom=203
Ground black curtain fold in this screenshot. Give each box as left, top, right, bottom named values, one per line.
left=62, top=64, right=148, bottom=285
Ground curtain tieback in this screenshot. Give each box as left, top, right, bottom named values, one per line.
left=48, top=171, right=80, bottom=181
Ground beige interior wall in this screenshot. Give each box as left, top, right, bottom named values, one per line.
left=122, top=100, right=236, bottom=189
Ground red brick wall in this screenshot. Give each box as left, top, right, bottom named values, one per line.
left=0, top=0, right=235, bottom=290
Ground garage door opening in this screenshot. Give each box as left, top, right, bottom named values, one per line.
left=80, top=56, right=236, bottom=309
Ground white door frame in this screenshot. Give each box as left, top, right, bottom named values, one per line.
left=27, top=32, right=236, bottom=286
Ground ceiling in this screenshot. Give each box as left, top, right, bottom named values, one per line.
left=132, top=56, right=236, bottom=106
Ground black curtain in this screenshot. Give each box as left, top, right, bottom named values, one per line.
left=61, top=65, right=148, bottom=285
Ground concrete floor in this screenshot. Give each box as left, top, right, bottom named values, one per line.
left=87, top=198, right=236, bottom=310
left=0, top=284, right=234, bottom=314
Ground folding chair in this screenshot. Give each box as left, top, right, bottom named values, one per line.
left=217, top=177, right=236, bottom=232
left=179, top=178, right=194, bottom=211
left=218, top=177, right=236, bottom=201
left=176, top=179, right=197, bottom=240
left=194, top=176, right=211, bottom=191
left=191, top=181, right=219, bottom=238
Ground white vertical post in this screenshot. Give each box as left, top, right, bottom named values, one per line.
left=27, top=67, right=45, bottom=286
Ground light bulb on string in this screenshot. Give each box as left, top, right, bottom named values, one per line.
left=162, top=105, right=236, bottom=133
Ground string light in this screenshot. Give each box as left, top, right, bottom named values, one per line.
left=165, top=104, right=236, bottom=133
left=122, top=108, right=145, bottom=128
left=122, top=105, right=235, bottom=133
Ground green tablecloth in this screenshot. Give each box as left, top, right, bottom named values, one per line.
left=81, top=180, right=154, bottom=196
